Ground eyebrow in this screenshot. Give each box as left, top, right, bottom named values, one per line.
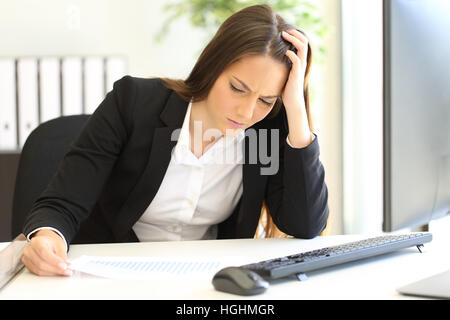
left=232, top=76, right=279, bottom=99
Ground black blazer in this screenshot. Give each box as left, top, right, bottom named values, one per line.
left=23, top=76, right=329, bottom=245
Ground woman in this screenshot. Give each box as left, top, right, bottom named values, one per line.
left=21, top=4, right=329, bottom=276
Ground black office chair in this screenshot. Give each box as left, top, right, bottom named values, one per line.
left=11, top=115, right=90, bottom=239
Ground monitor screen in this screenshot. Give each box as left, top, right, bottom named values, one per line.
left=383, top=0, right=450, bottom=231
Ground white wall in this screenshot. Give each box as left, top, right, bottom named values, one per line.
left=0, top=0, right=207, bottom=78
left=310, top=0, right=343, bottom=235
left=341, top=0, right=383, bottom=234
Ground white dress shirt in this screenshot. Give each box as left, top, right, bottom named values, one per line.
left=132, top=101, right=245, bottom=241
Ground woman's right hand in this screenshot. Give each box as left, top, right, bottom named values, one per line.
left=21, top=229, right=72, bottom=276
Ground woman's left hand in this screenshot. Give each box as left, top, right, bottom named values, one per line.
left=280, top=29, right=314, bottom=148
left=281, top=29, right=309, bottom=110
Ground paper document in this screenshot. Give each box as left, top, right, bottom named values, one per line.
left=0, top=234, right=27, bottom=290
left=70, top=255, right=224, bottom=280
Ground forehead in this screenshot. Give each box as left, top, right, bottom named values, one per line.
left=222, top=55, right=288, bottom=95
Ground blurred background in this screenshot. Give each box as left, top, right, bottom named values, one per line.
left=1, top=0, right=449, bottom=241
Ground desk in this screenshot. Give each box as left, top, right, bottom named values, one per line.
left=1, top=233, right=449, bottom=300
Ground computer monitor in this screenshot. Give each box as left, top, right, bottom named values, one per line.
left=383, top=0, right=450, bottom=232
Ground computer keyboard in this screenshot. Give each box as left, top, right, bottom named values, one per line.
left=240, top=232, right=432, bottom=280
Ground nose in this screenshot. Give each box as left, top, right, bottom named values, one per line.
left=236, top=99, right=257, bottom=122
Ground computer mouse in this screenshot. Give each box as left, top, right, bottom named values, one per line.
left=212, top=266, right=269, bottom=296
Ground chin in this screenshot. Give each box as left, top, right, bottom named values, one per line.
left=223, top=127, right=245, bottom=137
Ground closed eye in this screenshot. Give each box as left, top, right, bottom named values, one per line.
left=230, top=83, right=244, bottom=93
left=230, top=83, right=274, bottom=107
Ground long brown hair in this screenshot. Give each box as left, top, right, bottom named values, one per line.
left=160, top=4, right=314, bottom=238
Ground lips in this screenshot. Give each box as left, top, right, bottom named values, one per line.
left=227, top=118, right=245, bottom=128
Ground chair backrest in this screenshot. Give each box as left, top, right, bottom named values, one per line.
left=11, top=115, right=90, bottom=238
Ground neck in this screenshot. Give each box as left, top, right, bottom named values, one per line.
left=189, top=100, right=222, bottom=158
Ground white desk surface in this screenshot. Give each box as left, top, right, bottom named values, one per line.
left=1, top=232, right=449, bottom=300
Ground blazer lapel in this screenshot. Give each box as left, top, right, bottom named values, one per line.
left=114, top=91, right=189, bottom=239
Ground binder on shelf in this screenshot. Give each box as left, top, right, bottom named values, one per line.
left=1, top=55, right=128, bottom=151
left=61, top=57, right=83, bottom=116
left=0, top=59, right=17, bottom=150
left=84, top=57, right=105, bottom=114
left=17, top=58, right=39, bottom=148
left=39, top=57, right=61, bottom=123
left=106, top=57, right=126, bottom=93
